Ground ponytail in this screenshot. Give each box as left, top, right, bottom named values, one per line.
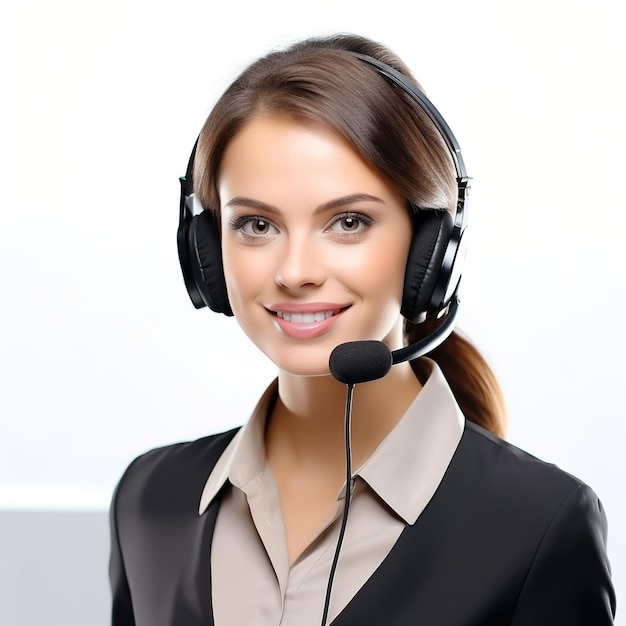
left=407, top=321, right=507, bottom=438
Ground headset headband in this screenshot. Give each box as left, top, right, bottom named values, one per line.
left=178, top=51, right=470, bottom=319
left=347, top=52, right=470, bottom=233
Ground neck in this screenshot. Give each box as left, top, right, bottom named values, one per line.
left=265, top=361, right=422, bottom=475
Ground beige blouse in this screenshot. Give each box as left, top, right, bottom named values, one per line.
left=199, top=361, right=464, bottom=625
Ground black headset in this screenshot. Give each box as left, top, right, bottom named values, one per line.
left=177, top=52, right=470, bottom=325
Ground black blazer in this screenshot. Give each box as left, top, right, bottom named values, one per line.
left=110, top=422, right=616, bottom=625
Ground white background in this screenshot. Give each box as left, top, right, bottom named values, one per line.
left=1, top=0, right=624, bottom=613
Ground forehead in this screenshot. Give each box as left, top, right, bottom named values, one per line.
left=217, top=115, right=399, bottom=208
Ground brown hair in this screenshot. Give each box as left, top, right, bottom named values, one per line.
left=193, top=33, right=506, bottom=438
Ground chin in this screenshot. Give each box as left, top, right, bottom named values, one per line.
left=282, top=367, right=332, bottom=379
left=262, top=344, right=336, bottom=379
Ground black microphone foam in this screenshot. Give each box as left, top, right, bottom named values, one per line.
left=329, top=340, right=393, bottom=385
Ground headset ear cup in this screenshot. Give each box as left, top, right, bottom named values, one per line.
left=401, top=210, right=454, bottom=323
left=188, top=211, right=233, bottom=316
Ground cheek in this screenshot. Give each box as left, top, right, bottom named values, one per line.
left=221, top=243, right=263, bottom=312
left=369, top=248, right=407, bottom=287
left=339, top=234, right=410, bottom=300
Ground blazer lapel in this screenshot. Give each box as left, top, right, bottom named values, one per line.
left=177, top=491, right=222, bottom=625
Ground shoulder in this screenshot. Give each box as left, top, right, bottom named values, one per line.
left=112, top=428, right=240, bottom=516
left=444, top=423, right=616, bottom=621
left=121, top=428, right=240, bottom=483
left=460, top=420, right=592, bottom=503
left=448, top=421, right=609, bottom=550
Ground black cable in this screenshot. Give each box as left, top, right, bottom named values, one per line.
left=320, top=382, right=355, bottom=626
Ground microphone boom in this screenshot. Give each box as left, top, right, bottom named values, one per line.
left=329, top=296, right=460, bottom=385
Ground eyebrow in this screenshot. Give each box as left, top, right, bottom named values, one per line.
left=223, top=193, right=385, bottom=215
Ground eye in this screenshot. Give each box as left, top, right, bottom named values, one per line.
left=339, top=216, right=360, bottom=231
left=246, top=218, right=272, bottom=235
left=227, top=215, right=279, bottom=239
left=326, top=212, right=373, bottom=236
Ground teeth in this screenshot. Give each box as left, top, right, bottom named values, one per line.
left=277, top=310, right=335, bottom=323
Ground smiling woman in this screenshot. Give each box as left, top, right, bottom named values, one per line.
left=218, top=116, right=413, bottom=376
left=109, top=34, right=616, bottom=626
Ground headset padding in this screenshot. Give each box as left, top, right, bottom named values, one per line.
left=189, top=211, right=233, bottom=316
left=402, top=210, right=453, bottom=322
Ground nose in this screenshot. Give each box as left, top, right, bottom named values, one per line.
left=275, top=233, right=326, bottom=291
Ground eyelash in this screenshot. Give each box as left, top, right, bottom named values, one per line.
left=226, top=211, right=374, bottom=240
left=227, top=215, right=279, bottom=239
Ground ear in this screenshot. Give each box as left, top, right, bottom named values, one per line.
left=187, top=210, right=233, bottom=316
left=401, top=209, right=453, bottom=323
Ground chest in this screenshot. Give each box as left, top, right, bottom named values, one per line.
left=212, top=480, right=406, bottom=625
left=122, top=486, right=529, bottom=626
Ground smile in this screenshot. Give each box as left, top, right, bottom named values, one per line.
left=268, top=305, right=350, bottom=339
left=276, top=310, right=337, bottom=323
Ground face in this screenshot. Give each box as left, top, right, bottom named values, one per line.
left=218, top=115, right=413, bottom=377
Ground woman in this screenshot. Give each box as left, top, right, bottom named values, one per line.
left=110, top=34, right=615, bottom=625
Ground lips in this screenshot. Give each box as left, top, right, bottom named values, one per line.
left=268, top=304, right=349, bottom=339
